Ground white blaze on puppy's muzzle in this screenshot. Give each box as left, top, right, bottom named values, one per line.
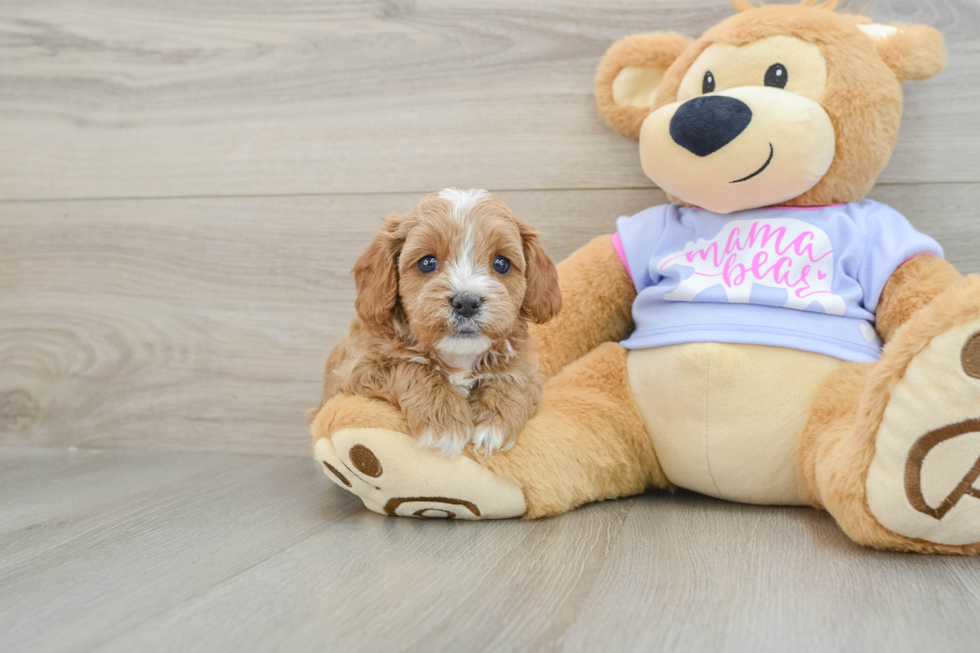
left=434, top=188, right=500, bottom=357
left=445, top=232, right=494, bottom=302
left=440, top=243, right=496, bottom=356
left=439, top=187, right=496, bottom=308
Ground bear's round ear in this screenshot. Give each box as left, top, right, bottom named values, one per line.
left=861, top=23, right=947, bottom=82
left=595, top=32, right=693, bottom=139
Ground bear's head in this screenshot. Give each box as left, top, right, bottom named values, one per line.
left=595, top=0, right=947, bottom=213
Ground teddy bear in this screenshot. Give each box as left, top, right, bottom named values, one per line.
left=310, top=0, right=980, bottom=554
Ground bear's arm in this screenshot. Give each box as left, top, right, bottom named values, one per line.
left=876, top=255, right=963, bottom=342
left=528, top=234, right=636, bottom=377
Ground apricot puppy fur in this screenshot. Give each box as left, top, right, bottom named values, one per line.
left=314, top=189, right=561, bottom=456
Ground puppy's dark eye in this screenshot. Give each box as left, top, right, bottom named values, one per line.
left=765, top=63, right=788, bottom=89
left=417, top=255, right=438, bottom=274
left=493, top=256, right=511, bottom=274
left=702, top=71, right=716, bottom=94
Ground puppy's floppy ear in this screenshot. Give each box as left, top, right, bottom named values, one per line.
left=518, top=223, right=561, bottom=324
left=595, top=32, right=693, bottom=139
left=353, top=215, right=401, bottom=326
left=861, top=23, right=947, bottom=82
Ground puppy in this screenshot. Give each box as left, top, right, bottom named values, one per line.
left=314, top=188, right=561, bottom=456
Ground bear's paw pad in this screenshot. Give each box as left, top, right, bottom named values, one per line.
left=314, top=428, right=526, bottom=520
left=867, top=320, right=980, bottom=545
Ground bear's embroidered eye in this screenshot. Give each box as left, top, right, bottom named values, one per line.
left=417, top=255, right=438, bottom=274
left=493, top=256, right=511, bottom=274
left=765, top=63, right=788, bottom=89
left=702, top=71, right=716, bottom=94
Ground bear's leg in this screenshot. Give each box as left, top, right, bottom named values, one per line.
left=799, top=276, right=980, bottom=553
left=311, top=342, right=666, bottom=519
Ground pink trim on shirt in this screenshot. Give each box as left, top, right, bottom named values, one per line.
left=688, top=203, right=845, bottom=211
left=611, top=232, right=633, bottom=282
left=769, top=204, right=846, bottom=211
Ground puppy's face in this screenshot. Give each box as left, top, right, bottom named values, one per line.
left=353, top=189, right=561, bottom=357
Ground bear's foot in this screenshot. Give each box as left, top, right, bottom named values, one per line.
left=866, top=279, right=980, bottom=547
left=314, top=427, right=526, bottom=520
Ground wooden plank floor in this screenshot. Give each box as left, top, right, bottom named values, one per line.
left=1, top=447, right=979, bottom=653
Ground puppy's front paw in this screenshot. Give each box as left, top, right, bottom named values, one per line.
left=470, top=412, right=520, bottom=456
left=470, top=424, right=515, bottom=456
left=405, top=390, right=473, bottom=457
left=416, top=429, right=470, bottom=457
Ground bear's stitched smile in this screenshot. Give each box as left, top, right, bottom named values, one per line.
left=730, top=143, right=774, bottom=184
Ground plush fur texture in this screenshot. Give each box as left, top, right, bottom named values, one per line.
left=876, top=255, right=963, bottom=342
left=314, top=393, right=410, bottom=439
left=595, top=32, right=692, bottom=139
left=595, top=1, right=947, bottom=209
left=876, top=24, right=948, bottom=82
left=798, top=276, right=980, bottom=554
left=528, top=235, right=636, bottom=378
left=479, top=342, right=666, bottom=518
left=316, top=190, right=560, bottom=456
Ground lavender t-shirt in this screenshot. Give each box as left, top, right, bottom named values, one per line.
left=614, top=201, right=943, bottom=362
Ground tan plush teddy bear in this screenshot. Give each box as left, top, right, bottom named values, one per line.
left=310, top=0, right=980, bottom=554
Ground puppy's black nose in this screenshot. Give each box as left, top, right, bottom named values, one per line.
left=669, top=96, right=752, bottom=157
left=451, top=293, right=482, bottom=318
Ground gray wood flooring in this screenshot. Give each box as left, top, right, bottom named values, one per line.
left=2, top=447, right=980, bottom=653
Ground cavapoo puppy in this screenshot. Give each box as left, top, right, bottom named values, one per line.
left=314, top=188, right=562, bottom=456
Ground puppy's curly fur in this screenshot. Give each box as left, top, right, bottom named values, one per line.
left=312, top=189, right=561, bottom=456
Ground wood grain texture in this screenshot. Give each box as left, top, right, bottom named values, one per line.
left=2, top=184, right=979, bottom=455
left=0, top=0, right=978, bottom=201
left=561, top=496, right=980, bottom=652
left=0, top=448, right=363, bottom=653
left=2, top=448, right=979, bottom=653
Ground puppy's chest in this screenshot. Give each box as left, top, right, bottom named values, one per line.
left=440, top=352, right=483, bottom=395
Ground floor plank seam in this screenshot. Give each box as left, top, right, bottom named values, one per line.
left=548, top=501, right=636, bottom=653
left=0, top=181, right=971, bottom=206
left=88, top=494, right=361, bottom=651
left=0, top=456, right=266, bottom=575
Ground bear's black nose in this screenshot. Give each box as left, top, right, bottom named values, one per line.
left=669, top=96, right=753, bottom=157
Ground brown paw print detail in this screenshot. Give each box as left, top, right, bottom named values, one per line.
left=414, top=509, right=457, bottom=518
left=349, top=444, right=383, bottom=477
left=905, top=418, right=980, bottom=520
left=321, top=461, right=351, bottom=488
left=331, top=444, right=383, bottom=489
left=963, top=332, right=980, bottom=379
left=384, top=497, right=481, bottom=519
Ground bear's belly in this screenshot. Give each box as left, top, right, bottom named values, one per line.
left=627, top=342, right=844, bottom=505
